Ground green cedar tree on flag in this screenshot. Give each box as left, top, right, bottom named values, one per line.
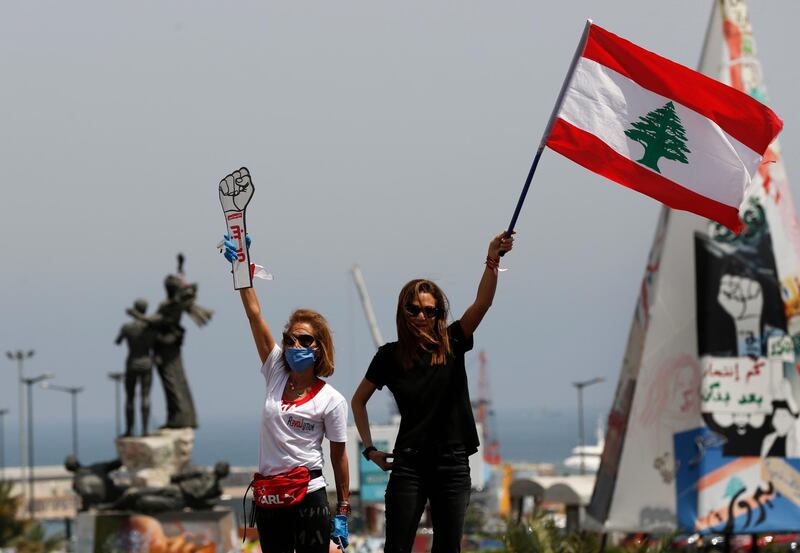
left=546, top=23, right=783, bottom=233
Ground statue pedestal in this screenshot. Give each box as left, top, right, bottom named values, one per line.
left=75, top=508, right=237, bottom=553
left=116, top=428, right=195, bottom=487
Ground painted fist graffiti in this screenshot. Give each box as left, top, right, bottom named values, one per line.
left=218, top=167, right=254, bottom=213
left=718, top=274, right=763, bottom=321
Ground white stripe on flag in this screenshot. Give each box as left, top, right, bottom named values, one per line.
left=558, top=57, right=763, bottom=209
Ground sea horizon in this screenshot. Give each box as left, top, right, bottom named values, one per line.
left=0, top=405, right=608, bottom=472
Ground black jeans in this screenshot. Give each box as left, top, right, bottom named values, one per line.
left=384, top=449, right=471, bottom=553
left=255, top=488, right=330, bottom=553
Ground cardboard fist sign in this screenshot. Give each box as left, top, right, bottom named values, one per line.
left=219, top=167, right=255, bottom=289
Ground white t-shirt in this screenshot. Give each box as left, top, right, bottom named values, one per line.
left=259, top=345, right=348, bottom=493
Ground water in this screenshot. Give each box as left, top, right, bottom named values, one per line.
left=495, top=406, right=606, bottom=466
left=8, top=406, right=606, bottom=543
left=0, top=406, right=606, bottom=470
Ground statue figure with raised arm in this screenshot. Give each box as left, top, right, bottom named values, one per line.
left=130, top=254, right=213, bottom=429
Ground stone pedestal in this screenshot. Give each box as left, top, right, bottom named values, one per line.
left=116, top=428, right=195, bottom=487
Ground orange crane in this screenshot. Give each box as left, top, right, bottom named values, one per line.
left=473, top=351, right=502, bottom=465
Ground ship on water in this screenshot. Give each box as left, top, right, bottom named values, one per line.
left=563, top=418, right=604, bottom=474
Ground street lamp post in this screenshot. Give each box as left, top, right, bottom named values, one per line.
left=572, top=377, right=604, bottom=475
left=0, top=408, right=8, bottom=479
left=41, top=383, right=84, bottom=458
left=6, top=350, right=34, bottom=487
left=22, top=373, right=53, bottom=518
left=108, top=372, right=124, bottom=437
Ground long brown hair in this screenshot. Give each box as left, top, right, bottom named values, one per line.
left=283, top=309, right=336, bottom=377
left=396, top=279, right=451, bottom=369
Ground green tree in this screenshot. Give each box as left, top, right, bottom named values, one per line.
left=464, top=504, right=488, bottom=534
left=0, top=480, right=25, bottom=546
left=503, top=514, right=599, bottom=553
left=625, top=101, right=691, bottom=173
left=502, top=513, right=679, bottom=553
left=0, top=480, right=65, bottom=553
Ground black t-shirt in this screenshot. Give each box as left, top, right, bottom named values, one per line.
left=365, top=320, right=479, bottom=455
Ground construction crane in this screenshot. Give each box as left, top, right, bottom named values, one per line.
left=474, top=351, right=502, bottom=465
left=351, top=265, right=385, bottom=349
left=351, top=264, right=399, bottom=420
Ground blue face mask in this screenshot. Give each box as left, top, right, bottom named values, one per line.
left=285, top=348, right=316, bottom=373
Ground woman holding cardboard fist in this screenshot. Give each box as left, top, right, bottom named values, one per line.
left=222, top=236, right=351, bottom=552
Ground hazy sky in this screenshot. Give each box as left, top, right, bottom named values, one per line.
left=2, top=1, right=799, bottom=444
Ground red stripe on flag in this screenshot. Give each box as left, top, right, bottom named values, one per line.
left=546, top=118, right=743, bottom=233
left=583, top=24, right=782, bottom=156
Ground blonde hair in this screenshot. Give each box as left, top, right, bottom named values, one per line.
left=284, top=309, right=335, bottom=377
left=396, top=279, right=451, bottom=369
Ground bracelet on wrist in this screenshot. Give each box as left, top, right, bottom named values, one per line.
left=337, top=500, right=351, bottom=516
left=362, top=446, right=377, bottom=461
left=485, top=255, right=500, bottom=273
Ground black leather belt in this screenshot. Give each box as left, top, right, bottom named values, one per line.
left=309, top=469, right=323, bottom=479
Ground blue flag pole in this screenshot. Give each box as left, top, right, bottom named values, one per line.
left=500, top=19, right=593, bottom=255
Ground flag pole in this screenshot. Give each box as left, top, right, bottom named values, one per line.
left=501, top=19, right=593, bottom=251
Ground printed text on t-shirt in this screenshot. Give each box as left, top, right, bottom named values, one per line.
left=284, top=415, right=315, bottom=433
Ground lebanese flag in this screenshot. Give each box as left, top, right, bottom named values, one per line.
left=546, top=23, right=783, bottom=232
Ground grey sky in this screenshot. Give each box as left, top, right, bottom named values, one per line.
left=2, top=1, right=799, bottom=436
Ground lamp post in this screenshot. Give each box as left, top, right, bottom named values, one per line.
left=0, top=408, right=8, bottom=479
left=108, top=372, right=124, bottom=437
left=6, top=350, right=34, bottom=484
left=572, top=377, right=604, bottom=475
left=41, top=383, right=84, bottom=458
left=22, top=373, right=54, bottom=518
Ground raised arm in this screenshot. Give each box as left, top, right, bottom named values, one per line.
left=459, top=231, right=514, bottom=337
left=238, top=284, right=276, bottom=364
left=223, top=236, right=276, bottom=364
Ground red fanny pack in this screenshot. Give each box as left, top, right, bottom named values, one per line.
left=250, top=467, right=315, bottom=509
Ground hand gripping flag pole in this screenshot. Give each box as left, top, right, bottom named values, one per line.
left=219, top=167, right=255, bottom=289
left=500, top=20, right=592, bottom=255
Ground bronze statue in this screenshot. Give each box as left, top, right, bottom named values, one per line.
left=130, top=254, right=212, bottom=429
left=116, top=299, right=155, bottom=436
left=106, top=462, right=230, bottom=514
left=66, top=454, right=229, bottom=514
left=172, top=462, right=230, bottom=510
left=64, top=455, right=124, bottom=511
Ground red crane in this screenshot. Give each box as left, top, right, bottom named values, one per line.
left=474, top=351, right=501, bottom=465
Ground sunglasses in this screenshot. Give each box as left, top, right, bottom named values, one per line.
left=282, top=332, right=316, bottom=348
left=405, top=304, right=441, bottom=319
